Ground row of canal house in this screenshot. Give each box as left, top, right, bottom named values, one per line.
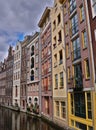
left=0, top=0, right=96, bottom=129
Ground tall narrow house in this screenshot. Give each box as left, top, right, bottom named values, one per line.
left=0, top=60, right=6, bottom=104
left=51, top=0, right=68, bottom=127
left=6, top=46, right=14, bottom=106
left=38, top=7, right=53, bottom=119
left=59, top=0, right=95, bottom=129
left=27, top=32, right=41, bottom=114
left=13, top=42, right=21, bottom=107
left=20, top=36, right=31, bottom=111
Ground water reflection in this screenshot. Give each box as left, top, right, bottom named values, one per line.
left=0, top=107, right=61, bottom=130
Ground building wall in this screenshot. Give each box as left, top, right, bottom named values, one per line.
left=27, top=32, right=40, bottom=113
left=6, top=46, right=14, bottom=106
left=0, top=62, right=6, bottom=104
left=59, top=0, right=94, bottom=129
left=13, top=42, right=21, bottom=107
left=20, top=36, right=32, bottom=111
left=51, top=0, right=67, bottom=126
left=38, top=7, right=53, bottom=119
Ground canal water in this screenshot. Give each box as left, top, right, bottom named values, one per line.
left=0, top=107, right=64, bottom=130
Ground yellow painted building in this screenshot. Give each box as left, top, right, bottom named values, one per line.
left=51, top=0, right=68, bottom=127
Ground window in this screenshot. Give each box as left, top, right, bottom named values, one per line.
left=66, top=43, right=70, bottom=58
left=82, top=30, right=87, bottom=49
left=55, top=74, right=58, bottom=88
left=15, top=86, right=18, bottom=97
left=72, top=37, right=81, bottom=61
left=31, top=57, right=34, bottom=68
left=59, top=50, right=63, bottom=64
left=69, top=0, right=76, bottom=14
left=74, top=93, right=86, bottom=118
left=31, top=46, right=34, bottom=56
left=35, top=68, right=38, bottom=77
left=91, top=0, right=96, bottom=18
left=71, top=13, right=78, bottom=36
left=80, top=5, right=85, bottom=21
left=65, top=22, right=69, bottom=36
left=67, top=67, right=71, bottom=83
left=84, top=59, right=90, bottom=79
left=36, top=42, right=38, bottom=49
left=74, top=63, right=83, bottom=88
left=58, top=30, right=62, bottom=43
left=53, top=36, right=57, bottom=49
left=60, top=72, right=64, bottom=88
left=35, top=55, right=38, bottom=63
left=61, top=102, right=66, bottom=118
left=31, top=70, right=34, bottom=81
left=54, top=54, right=57, bottom=67
left=88, top=126, right=93, bottom=130
left=71, top=94, right=74, bottom=114
left=57, top=13, right=61, bottom=25
left=55, top=101, right=59, bottom=116
left=87, top=92, right=92, bottom=119
left=75, top=122, right=87, bottom=129
left=53, top=20, right=56, bottom=31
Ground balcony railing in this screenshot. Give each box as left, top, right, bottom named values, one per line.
left=70, top=22, right=78, bottom=37
left=71, top=47, right=81, bottom=61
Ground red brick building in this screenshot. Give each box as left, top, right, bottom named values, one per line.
left=38, top=7, right=53, bottom=119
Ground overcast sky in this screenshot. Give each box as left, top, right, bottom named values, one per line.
left=0, top=0, right=53, bottom=61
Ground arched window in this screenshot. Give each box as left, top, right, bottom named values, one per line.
left=34, top=97, right=38, bottom=104
left=31, top=46, right=34, bottom=56
left=31, top=57, right=34, bottom=68
left=31, top=70, right=34, bottom=81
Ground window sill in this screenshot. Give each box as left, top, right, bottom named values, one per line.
left=85, top=78, right=90, bottom=81
left=59, top=86, right=64, bottom=89
left=54, top=87, right=58, bottom=89
left=83, top=46, right=87, bottom=51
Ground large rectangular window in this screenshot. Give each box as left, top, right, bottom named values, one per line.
left=91, top=0, right=96, bottom=18
left=66, top=43, right=70, bottom=58
left=55, top=74, right=58, bottom=89
left=80, top=5, right=85, bottom=22
left=87, top=92, right=92, bottom=119
left=71, top=14, right=78, bottom=36
left=74, top=93, right=86, bottom=118
left=59, top=50, right=63, bottom=64
left=84, top=59, right=90, bottom=79
left=72, top=37, right=81, bottom=61
left=55, top=101, right=59, bottom=116
left=82, top=30, right=87, bottom=49
left=74, top=63, right=83, bottom=88
left=57, top=13, right=61, bottom=25
left=60, top=72, right=64, bottom=88
left=61, top=102, right=66, bottom=119
left=69, top=0, right=76, bottom=14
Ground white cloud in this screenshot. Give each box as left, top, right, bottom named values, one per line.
left=0, top=0, right=53, bottom=61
